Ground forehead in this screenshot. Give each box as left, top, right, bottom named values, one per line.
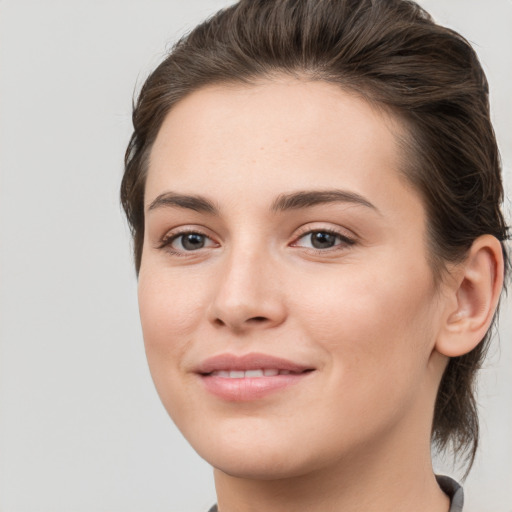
left=146, top=78, right=414, bottom=214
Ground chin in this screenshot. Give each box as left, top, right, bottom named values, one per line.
left=187, top=425, right=316, bottom=480
left=209, top=452, right=309, bottom=481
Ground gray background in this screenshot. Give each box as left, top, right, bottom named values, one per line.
left=0, top=1, right=510, bottom=511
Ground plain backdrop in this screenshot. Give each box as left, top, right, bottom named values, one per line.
left=0, top=1, right=510, bottom=511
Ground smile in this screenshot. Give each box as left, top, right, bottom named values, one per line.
left=196, top=353, right=315, bottom=401
left=208, top=369, right=298, bottom=378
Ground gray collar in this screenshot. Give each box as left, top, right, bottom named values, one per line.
left=436, top=474, right=464, bottom=512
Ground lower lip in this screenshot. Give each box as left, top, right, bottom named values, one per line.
left=200, top=373, right=312, bottom=401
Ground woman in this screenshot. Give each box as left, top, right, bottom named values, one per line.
left=120, top=1, right=509, bottom=510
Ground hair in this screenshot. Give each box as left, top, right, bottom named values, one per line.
left=121, top=0, right=510, bottom=472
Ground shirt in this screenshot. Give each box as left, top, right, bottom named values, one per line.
left=207, top=475, right=464, bottom=512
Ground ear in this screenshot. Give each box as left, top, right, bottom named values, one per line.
left=435, top=235, right=505, bottom=358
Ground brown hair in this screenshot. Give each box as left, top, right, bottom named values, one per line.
left=121, top=0, right=510, bottom=471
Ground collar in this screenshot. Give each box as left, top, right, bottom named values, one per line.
left=436, top=474, right=464, bottom=512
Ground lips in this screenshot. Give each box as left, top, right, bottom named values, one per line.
left=196, top=353, right=314, bottom=401
left=196, top=353, right=313, bottom=374
left=209, top=369, right=294, bottom=378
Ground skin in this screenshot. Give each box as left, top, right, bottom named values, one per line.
left=138, top=79, right=502, bottom=512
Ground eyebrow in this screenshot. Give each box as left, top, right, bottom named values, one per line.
left=147, top=189, right=379, bottom=215
left=270, top=190, right=379, bottom=213
left=147, top=192, right=218, bottom=214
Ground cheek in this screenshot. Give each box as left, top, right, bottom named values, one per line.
left=288, top=264, right=439, bottom=454
left=293, top=260, right=437, bottom=381
left=137, top=269, right=204, bottom=373
left=137, top=268, right=213, bottom=427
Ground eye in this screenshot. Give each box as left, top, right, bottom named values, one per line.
left=293, top=230, right=355, bottom=250
left=176, top=233, right=207, bottom=251
left=161, top=231, right=217, bottom=253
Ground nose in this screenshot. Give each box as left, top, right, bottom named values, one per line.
left=207, top=246, right=287, bottom=333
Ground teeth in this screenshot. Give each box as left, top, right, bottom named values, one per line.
left=245, top=369, right=264, bottom=378
left=210, top=369, right=293, bottom=378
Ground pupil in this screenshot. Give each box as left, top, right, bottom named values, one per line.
left=182, top=233, right=205, bottom=250
left=311, top=232, right=336, bottom=249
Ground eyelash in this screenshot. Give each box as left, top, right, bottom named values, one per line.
left=291, top=228, right=356, bottom=253
left=157, top=229, right=218, bottom=257
left=157, top=227, right=356, bottom=257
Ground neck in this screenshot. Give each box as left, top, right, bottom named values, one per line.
left=214, top=455, right=448, bottom=512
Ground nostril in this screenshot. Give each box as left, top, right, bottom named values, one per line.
left=248, top=316, right=268, bottom=323
left=211, top=313, right=277, bottom=330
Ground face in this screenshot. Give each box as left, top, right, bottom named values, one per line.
left=139, top=79, right=447, bottom=480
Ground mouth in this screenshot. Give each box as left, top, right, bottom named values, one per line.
left=206, top=368, right=308, bottom=378
left=196, top=353, right=315, bottom=401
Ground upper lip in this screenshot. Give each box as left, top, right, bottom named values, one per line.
left=196, top=352, right=314, bottom=375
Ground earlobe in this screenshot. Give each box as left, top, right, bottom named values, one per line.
left=435, top=235, right=504, bottom=358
